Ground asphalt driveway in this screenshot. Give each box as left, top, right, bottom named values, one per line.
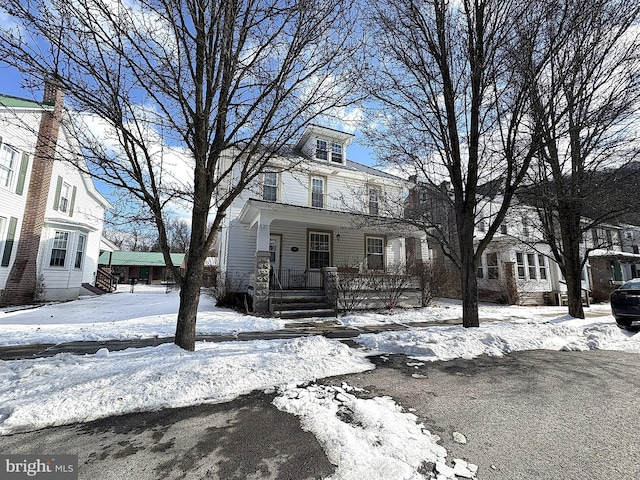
left=0, top=349, right=638, bottom=479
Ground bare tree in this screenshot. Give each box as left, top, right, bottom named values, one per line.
left=362, top=0, right=543, bottom=327
left=0, top=0, right=359, bottom=350
left=524, top=0, right=640, bottom=318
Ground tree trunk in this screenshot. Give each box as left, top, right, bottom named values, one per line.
left=174, top=176, right=210, bottom=351
left=459, top=215, right=480, bottom=328
left=461, top=261, right=480, bottom=327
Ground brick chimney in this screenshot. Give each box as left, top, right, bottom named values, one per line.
left=0, top=78, right=64, bottom=306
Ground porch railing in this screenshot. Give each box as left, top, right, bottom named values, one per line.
left=270, top=269, right=324, bottom=290
left=95, top=267, right=118, bottom=293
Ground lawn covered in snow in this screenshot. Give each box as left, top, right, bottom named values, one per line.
left=1, top=285, right=639, bottom=480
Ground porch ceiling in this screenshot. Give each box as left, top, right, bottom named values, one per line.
left=238, top=198, right=422, bottom=237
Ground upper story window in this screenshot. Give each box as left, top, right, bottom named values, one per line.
left=0, top=144, right=17, bottom=189
left=262, top=172, right=278, bottom=202
left=368, top=187, right=379, bottom=215
left=311, top=176, right=325, bottom=208
left=315, top=138, right=344, bottom=164
left=331, top=142, right=343, bottom=163
left=59, top=182, right=71, bottom=213
left=316, top=139, right=328, bottom=160
left=54, top=176, right=76, bottom=216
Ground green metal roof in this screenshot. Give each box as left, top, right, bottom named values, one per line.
left=98, top=251, right=185, bottom=267
left=0, top=93, right=51, bottom=109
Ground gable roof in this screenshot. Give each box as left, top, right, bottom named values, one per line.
left=98, top=251, right=185, bottom=267
left=0, top=93, right=53, bottom=110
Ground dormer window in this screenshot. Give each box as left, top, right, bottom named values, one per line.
left=331, top=142, right=343, bottom=163
left=316, top=139, right=328, bottom=160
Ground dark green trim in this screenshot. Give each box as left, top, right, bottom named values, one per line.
left=1, top=217, right=18, bottom=267
left=69, top=185, right=77, bottom=216
left=53, top=176, right=62, bottom=210
left=15, top=153, right=29, bottom=195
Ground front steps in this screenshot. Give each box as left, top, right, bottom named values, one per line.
left=270, top=290, right=335, bottom=319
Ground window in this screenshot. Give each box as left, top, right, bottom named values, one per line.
left=331, top=142, right=343, bottom=163
left=538, top=254, right=547, bottom=280
left=368, top=187, right=379, bottom=215
left=316, top=139, right=328, bottom=160
left=0, top=144, right=17, bottom=188
left=311, top=176, right=324, bottom=208
left=309, top=232, right=330, bottom=269
left=74, top=234, right=86, bottom=269
left=262, top=172, right=278, bottom=202
left=477, top=260, right=484, bottom=279
left=366, top=236, right=384, bottom=270
left=0, top=217, right=5, bottom=260
left=527, top=253, right=537, bottom=280
left=516, top=252, right=526, bottom=279
left=478, top=221, right=486, bottom=233
left=522, top=217, right=530, bottom=237
left=49, top=231, right=69, bottom=267
left=500, top=224, right=508, bottom=235
left=54, top=176, right=76, bottom=215
left=59, top=182, right=71, bottom=212
left=487, top=252, right=499, bottom=279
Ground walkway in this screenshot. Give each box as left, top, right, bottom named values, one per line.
left=0, top=318, right=465, bottom=360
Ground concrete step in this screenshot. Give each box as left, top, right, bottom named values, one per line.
left=276, top=301, right=334, bottom=311
left=275, top=308, right=336, bottom=319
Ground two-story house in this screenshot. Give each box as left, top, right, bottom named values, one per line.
left=0, top=84, right=110, bottom=306
left=216, top=125, right=427, bottom=313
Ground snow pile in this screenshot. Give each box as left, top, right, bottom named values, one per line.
left=0, top=336, right=373, bottom=435
left=357, top=320, right=640, bottom=361
left=274, top=383, right=474, bottom=480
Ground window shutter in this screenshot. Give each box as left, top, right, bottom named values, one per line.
left=15, top=153, right=29, bottom=195
left=1, top=217, right=18, bottom=267
left=53, top=176, right=62, bottom=211
left=69, top=185, right=77, bottom=217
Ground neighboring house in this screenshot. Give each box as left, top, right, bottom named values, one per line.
left=587, top=223, right=640, bottom=298
left=0, top=84, right=110, bottom=306
left=216, top=124, right=427, bottom=313
left=473, top=199, right=568, bottom=305
left=98, top=251, right=185, bottom=285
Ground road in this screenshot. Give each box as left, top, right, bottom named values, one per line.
left=322, top=349, right=640, bottom=480
left=0, top=349, right=638, bottom=479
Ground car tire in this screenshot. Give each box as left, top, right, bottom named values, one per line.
left=616, top=317, right=632, bottom=329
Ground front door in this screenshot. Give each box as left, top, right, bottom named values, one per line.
left=269, top=235, right=281, bottom=284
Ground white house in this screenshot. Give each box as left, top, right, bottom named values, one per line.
left=0, top=85, right=110, bottom=305
left=216, top=125, right=427, bottom=312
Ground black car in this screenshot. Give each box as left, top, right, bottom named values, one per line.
left=610, top=279, right=640, bottom=329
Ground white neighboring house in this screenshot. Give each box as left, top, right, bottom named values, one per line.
left=216, top=125, right=427, bottom=312
left=0, top=88, right=110, bottom=305
left=474, top=200, right=570, bottom=305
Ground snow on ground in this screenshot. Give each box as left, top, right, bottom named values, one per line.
left=0, top=336, right=372, bottom=435
left=1, top=288, right=638, bottom=479
left=0, top=284, right=285, bottom=345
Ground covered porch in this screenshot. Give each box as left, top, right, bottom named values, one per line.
left=238, top=199, right=424, bottom=312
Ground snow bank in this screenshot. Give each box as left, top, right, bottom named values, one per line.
left=356, top=319, right=640, bottom=361
left=0, top=336, right=372, bottom=435
left=274, top=383, right=457, bottom=480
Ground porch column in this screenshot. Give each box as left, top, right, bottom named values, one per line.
left=253, top=216, right=273, bottom=313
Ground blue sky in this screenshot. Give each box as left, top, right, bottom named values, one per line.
left=0, top=64, right=377, bottom=168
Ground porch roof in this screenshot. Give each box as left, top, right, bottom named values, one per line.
left=589, top=249, right=640, bottom=263
left=238, top=198, right=422, bottom=237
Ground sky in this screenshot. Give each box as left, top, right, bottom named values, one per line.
left=1, top=285, right=639, bottom=479
left=0, top=65, right=378, bottom=167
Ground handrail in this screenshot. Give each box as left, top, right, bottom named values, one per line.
left=271, top=269, right=284, bottom=317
